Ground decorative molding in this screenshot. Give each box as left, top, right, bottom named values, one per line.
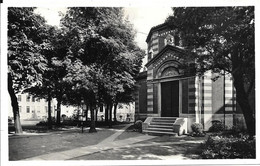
left=161, top=67, right=179, bottom=77
left=153, top=51, right=183, bottom=69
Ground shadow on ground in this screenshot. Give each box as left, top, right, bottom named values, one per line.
left=71, top=135, right=205, bottom=160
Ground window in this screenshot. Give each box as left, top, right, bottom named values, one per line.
left=26, top=106, right=30, bottom=113
left=19, top=106, right=22, bottom=113
left=26, top=95, right=30, bottom=102
left=32, top=97, right=35, bottom=102
left=18, top=95, right=22, bottom=102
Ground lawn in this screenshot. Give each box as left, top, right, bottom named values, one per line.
left=9, top=127, right=116, bottom=160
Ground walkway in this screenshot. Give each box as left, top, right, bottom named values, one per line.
left=23, top=123, right=157, bottom=160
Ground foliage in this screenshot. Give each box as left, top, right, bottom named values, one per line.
left=190, top=122, right=205, bottom=137
left=9, top=7, right=144, bottom=132
left=166, top=7, right=255, bottom=136
left=71, top=109, right=82, bottom=120
left=61, top=7, right=144, bottom=104
left=8, top=7, right=50, bottom=91
left=61, top=120, right=80, bottom=126
left=61, top=7, right=145, bottom=130
left=36, top=118, right=56, bottom=126
left=8, top=7, right=51, bottom=133
left=201, top=134, right=255, bottom=159
left=133, top=120, right=143, bottom=133
left=208, top=120, right=225, bottom=132
left=229, top=125, right=247, bottom=134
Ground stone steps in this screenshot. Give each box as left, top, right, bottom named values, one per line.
left=143, top=117, right=178, bottom=136
left=146, top=127, right=173, bottom=132
left=153, top=117, right=177, bottom=121
left=150, top=122, right=174, bottom=126
left=148, top=125, right=173, bottom=129
left=143, top=130, right=177, bottom=136
left=152, top=119, right=176, bottom=123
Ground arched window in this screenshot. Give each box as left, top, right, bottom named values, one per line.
left=161, top=66, right=179, bottom=77
left=164, top=34, right=175, bottom=46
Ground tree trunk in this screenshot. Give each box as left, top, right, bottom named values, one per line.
left=89, top=104, right=97, bottom=133
left=113, top=103, right=118, bottom=122
left=95, top=109, right=98, bottom=122
left=233, top=73, right=255, bottom=137
left=47, top=92, right=52, bottom=129
left=105, top=104, right=108, bottom=122
left=109, top=104, right=113, bottom=128
left=56, top=97, right=61, bottom=126
left=85, top=104, right=88, bottom=124
left=8, top=73, right=23, bottom=134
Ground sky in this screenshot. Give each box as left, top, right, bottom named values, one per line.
left=34, top=7, right=173, bottom=61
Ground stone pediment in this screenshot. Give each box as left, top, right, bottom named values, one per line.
left=145, top=45, right=187, bottom=69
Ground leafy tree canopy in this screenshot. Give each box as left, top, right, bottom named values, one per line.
left=61, top=7, right=144, bottom=105
left=8, top=7, right=52, bottom=92
left=167, top=7, right=254, bottom=86
left=166, top=7, right=255, bottom=136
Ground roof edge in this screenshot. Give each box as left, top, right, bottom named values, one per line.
left=145, top=45, right=187, bottom=68
left=145, top=23, right=169, bottom=43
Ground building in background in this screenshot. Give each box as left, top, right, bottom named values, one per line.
left=8, top=93, right=135, bottom=123
left=8, top=93, right=75, bottom=121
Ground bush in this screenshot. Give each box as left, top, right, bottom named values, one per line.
left=61, top=120, right=80, bottom=126
left=133, top=120, right=143, bottom=132
left=208, top=120, right=225, bottom=132
left=36, top=119, right=57, bottom=126
left=201, top=134, right=255, bottom=159
left=36, top=120, right=48, bottom=126
left=190, top=122, right=205, bottom=137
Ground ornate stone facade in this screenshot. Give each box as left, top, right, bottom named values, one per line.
left=135, top=23, right=246, bottom=131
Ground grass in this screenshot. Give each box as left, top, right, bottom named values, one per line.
left=8, top=121, right=131, bottom=134
left=9, top=123, right=209, bottom=161
left=9, top=123, right=132, bottom=161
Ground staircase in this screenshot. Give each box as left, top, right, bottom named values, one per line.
left=143, top=117, right=178, bottom=136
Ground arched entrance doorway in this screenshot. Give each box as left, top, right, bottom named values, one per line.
left=157, top=64, right=182, bottom=117
left=161, top=80, right=179, bottom=117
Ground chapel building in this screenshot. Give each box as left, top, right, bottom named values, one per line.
left=134, top=23, right=246, bottom=134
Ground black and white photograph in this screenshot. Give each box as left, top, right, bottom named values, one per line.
left=1, top=0, right=259, bottom=165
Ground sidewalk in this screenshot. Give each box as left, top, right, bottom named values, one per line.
left=23, top=124, right=157, bottom=160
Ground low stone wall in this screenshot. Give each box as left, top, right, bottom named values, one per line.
left=173, top=118, right=188, bottom=136
left=142, top=117, right=153, bottom=131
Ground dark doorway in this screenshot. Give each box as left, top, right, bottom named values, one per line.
left=161, top=81, right=179, bottom=117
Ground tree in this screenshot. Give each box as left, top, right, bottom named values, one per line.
left=166, top=7, right=255, bottom=136
left=61, top=7, right=145, bottom=131
left=23, top=25, right=66, bottom=129
left=8, top=8, right=49, bottom=133
left=64, top=60, right=100, bottom=132
left=42, top=27, right=72, bottom=126
left=25, top=25, right=78, bottom=127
